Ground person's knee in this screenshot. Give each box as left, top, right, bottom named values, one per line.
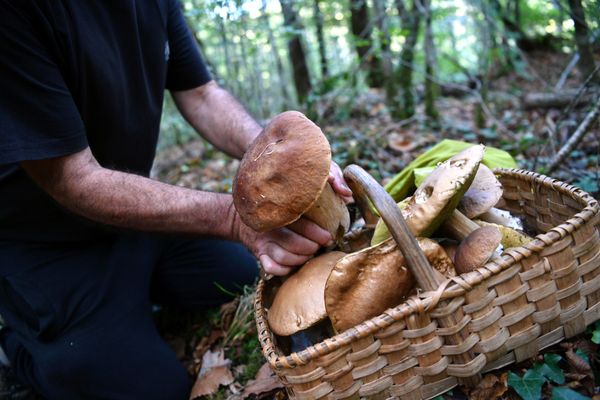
left=37, top=336, right=190, bottom=399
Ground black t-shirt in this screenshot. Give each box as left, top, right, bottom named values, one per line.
left=0, top=0, right=211, bottom=242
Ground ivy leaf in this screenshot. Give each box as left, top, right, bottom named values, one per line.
left=551, top=386, right=590, bottom=400
left=532, top=354, right=565, bottom=385
left=508, top=370, right=546, bottom=400
left=591, top=329, right=600, bottom=344
left=575, top=348, right=590, bottom=365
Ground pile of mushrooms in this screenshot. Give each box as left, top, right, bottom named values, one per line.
left=234, top=114, right=533, bottom=352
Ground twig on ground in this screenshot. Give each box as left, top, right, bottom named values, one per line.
left=546, top=95, right=600, bottom=174
left=555, top=53, right=580, bottom=91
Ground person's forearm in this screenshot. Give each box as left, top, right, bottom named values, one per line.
left=21, top=148, right=242, bottom=238
left=172, top=81, right=262, bottom=158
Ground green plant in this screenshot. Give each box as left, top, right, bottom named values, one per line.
left=507, top=353, right=590, bottom=400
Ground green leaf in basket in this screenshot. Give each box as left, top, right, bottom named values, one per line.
left=532, top=354, right=564, bottom=384
left=508, top=370, right=546, bottom=400
left=551, top=386, right=590, bottom=400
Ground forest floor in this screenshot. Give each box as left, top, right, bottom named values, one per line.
left=2, top=50, right=599, bottom=399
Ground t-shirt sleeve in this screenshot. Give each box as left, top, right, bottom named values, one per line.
left=165, top=0, right=212, bottom=91
left=0, top=1, right=88, bottom=165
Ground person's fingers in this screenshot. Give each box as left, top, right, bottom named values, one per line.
left=287, top=218, right=332, bottom=246
left=259, top=254, right=296, bottom=276
left=261, top=242, right=312, bottom=267
left=271, top=227, right=320, bottom=255
left=328, top=161, right=353, bottom=202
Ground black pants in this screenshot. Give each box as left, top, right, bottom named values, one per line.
left=0, top=233, right=258, bottom=399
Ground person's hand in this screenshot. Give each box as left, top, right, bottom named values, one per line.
left=237, top=216, right=332, bottom=276
left=328, top=161, right=353, bottom=204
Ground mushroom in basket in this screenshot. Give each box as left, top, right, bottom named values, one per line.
left=371, top=144, right=485, bottom=245
left=233, top=111, right=350, bottom=242
left=325, top=237, right=455, bottom=332
left=267, top=252, right=346, bottom=353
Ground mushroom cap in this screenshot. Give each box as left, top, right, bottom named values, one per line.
left=454, top=226, right=502, bottom=274
left=474, top=220, right=532, bottom=248
left=233, top=111, right=331, bottom=232
left=268, top=251, right=346, bottom=336
left=458, top=164, right=503, bottom=219
left=372, top=145, right=485, bottom=245
left=325, top=238, right=454, bottom=332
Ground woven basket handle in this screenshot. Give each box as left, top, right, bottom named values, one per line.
left=343, top=165, right=442, bottom=291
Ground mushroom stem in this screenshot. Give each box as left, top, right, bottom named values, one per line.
left=303, top=182, right=350, bottom=241
left=442, top=209, right=480, bottom=240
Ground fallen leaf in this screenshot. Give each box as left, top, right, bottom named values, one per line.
left=220, top=299, right=239, bottom=332
left=193, top=329, right=224, bottom=361
left=189, top=349, right=234, bottom=399
left=387, top=133, right=417, bottom=153
left=469, top=373, right=508, bottom=400
left=565, top=349, right=593, bottom=380
left=242, top=362, right=284, bottom=399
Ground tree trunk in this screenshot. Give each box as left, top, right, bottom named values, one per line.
left=279, top=0, right=312, bottom=104
left=423, top=0, right=439, bottom=123
left=349, top=0, right=384, bottom=87
left=567, top=0, right=597, bottom=82
left=372, top=0, right=392, bottom=79
left=313, top=0, right=328, bottom=79
left=261, top=0, right=291, bottom=109
left=387, top=0, right=421, bottom=119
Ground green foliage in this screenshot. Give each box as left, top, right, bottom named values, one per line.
left=508, top=369, right=546, bottom=400
left=508, top=353, right=592, bottom=400
left=591, top=321, right=600, bottom=344
left=226, top=336, right=264, bottom=384
left=551, top=386, right=590, bottom=400
left=533, top=354, right=564, bottom=385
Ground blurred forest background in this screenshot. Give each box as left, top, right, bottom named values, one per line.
left=156, top=0, right=600, bottom=199
left=143, top=1, right=600, bottom=398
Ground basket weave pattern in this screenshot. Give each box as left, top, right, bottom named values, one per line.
left=255, top=169, right=600, bottom=399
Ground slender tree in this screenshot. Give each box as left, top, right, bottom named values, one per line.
left=261, top=0, right=291, bottom=109
left=349, top=0, right=384, bottom=87
left=372, top=0, right=392, bottom=80
left=387, top=0, right=422, bottom=119
left=567, top=0, right=597, bottom=81
left=313, top=0, right=329, bottom=79
left=279, top=0, right=313, bottom=103
left=423, top=0, right=439, bottom=122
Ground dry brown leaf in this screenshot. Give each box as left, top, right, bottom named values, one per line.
left=189, top=349, right=234, bottom=399
left=241, top=363, right=284, bottom=399
left=565, top=349, right=594, bottom=380
left=387, top=133, right=417, bottom=153
left=220, top=299, right=239, bottom=332
left=468, top=373, right=508, bottom=400
left=193, top=329, right=224, bottom=361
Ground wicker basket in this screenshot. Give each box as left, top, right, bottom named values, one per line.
left=255, top=167, right=600, bottom=400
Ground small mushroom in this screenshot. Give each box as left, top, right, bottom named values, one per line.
left=475, top=220, right=533, bottom=248
left=478, top=207, right=524, bottom=231
left=325, top=238, right=454, bottom=332
left=458, top=164, right=503, bottom=219
left=454, top=226, right=502, bottom=274
left=267, top=251, right=346, bottom=337
left=372, top=145, right=485, bottom=245
left=233, top=111, right=350, bottom=241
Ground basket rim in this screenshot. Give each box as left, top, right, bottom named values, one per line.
left=255, top=168, right=600, bottom=370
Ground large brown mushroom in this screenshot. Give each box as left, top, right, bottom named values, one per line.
left=325, top=238, right=455, bottom=333
left=371, top=145, right=485, bottom=244
left=267, top=251, right=346, bottom=337
left=233, top=111, right=349, bottom=241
